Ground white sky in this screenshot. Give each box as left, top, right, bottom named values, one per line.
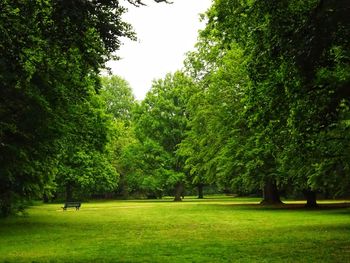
left=106, top=0, right=212, bottom=100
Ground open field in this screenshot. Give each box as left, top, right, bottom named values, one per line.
left=0, top=196, right=349, bottom=262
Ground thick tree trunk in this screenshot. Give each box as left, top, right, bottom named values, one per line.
left=303, top=190, right=318, bottom=208
left=0, top=191, right=12, bottom=217
left=66, top=184, right=73, bottom=202
left=260, top=179, right=282, bottom=205
left=43, top=194, right=49, bottom=203
left=197, top=184, right=204, bottom=199
left=174, top=183, right=183, bottom=202
left=120, top=174, right=129, bottom=199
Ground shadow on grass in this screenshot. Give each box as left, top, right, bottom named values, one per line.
left=40, top=194, right=262, bottom=206
left=214, top=202, right=350, bottom=211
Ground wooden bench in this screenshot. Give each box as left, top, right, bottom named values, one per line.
left=62, top=202, right=81, bottom=210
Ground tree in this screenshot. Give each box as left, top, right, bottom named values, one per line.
left=99, top=75, right=136, bottom=198
left=100, top=76, right=135, bottom=122
left=133, top=72, right=194, bottom=201
left=119, top=138, right=171, bottom=198
left=180, top=45, right=252, bottom=198
left=54, top=95, right=119, bottom=201
left=0, top=0, right=168, bottom=216
left=183, top=0, right=350, bottom=205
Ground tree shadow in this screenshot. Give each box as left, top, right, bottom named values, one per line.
left=215, top=202, right=350, bottom=211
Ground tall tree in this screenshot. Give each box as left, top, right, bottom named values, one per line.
left=100, top=75, right=136, bottom=198
left=54, top=95, right=119, bottom=201
left=183, top=0, right=350, bottom=205
left=180, top=46, right=253, bottom=198
left=133, top=72, right=194, bottom=201
left=0, top=0, right=168, bottom=216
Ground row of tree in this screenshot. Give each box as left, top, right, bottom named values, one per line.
left=110, top=0, right=350, bottom=206
left=184, top=0, right=350, bottom=206
left=1, top=0, right=349, bottom=216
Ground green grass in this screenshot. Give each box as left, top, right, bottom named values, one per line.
left=0, top=196, right=349, bottom=262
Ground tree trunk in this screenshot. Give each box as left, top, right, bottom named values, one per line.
left=120, top=174, right=129, bottom=199
left=43, top=194, right=49, bottom=203
left=260, top=179, right=282, bottom=205
left=303, top=190, right=318, bottom=208
left=66, top=184, right=73, bottom=202
left=0, top=191, right=12, bottom=217
left=174, top=183, right=183, bottom=202
left=197, top=184, right=204, bottom=199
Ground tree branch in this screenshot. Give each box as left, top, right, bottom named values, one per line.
left=127, top=0, right=173, bottom=7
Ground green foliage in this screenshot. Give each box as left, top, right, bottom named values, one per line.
left=99, top=75, right=137, bottom=198
left=1, top=0, right=349, bottom=215
left=118, top=139, right=169, bottom=198
left=180, top=45, right=251, bottom=192
left=181, top=0, right=350, bottom=202
left=100, top=76, right=135, bottom=121
left=55, top=95, right=119, bottom=200
left=128, top=72, right=194, bottom=199
left=0, top=0, right=138, bottom=215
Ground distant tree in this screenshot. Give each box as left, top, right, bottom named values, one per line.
left=133, top=72, right=194, bottom=201
left=99, top=75, right=137, bottom=198
left=119, top=138, right=171, bottom=198
left=100, top=76, right=135, bottom=122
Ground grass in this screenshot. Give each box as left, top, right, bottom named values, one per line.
left=0, top=196, right=349, bottom=262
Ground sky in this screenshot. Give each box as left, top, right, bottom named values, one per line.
left=106, top=0, right=212, bottom=100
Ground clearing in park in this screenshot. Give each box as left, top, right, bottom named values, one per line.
left=0, top=196, right=349, bottom=262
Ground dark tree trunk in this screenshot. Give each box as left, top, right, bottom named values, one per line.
left=120, top=174, right=129, bottom=199
left=66, top=184, right=73, bottom=202
left=260, top=179, right=282, bottom=205
left=197, top=184, right=204, bottom=199
left=174, top=183, right=183, bottom=202
left=0, top=191, right=12, bottom=217
left=303, top=190, right=318, bottom=208
left=43, top=194, right=49, bottom=203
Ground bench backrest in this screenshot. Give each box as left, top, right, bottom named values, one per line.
left=64, top=202, right=81, bottom=207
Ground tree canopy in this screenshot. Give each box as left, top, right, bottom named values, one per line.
left=180, top=0, right=350, bottom=205
left=1, top=0, right=349, bottom=216
left=131, top=72, right=194, bottom=201
left=0, top=0, right=169, bottom=216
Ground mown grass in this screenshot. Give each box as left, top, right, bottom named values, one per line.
left=0, top=196, right=349, bottom=262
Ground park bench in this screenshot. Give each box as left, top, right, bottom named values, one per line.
left=62, top=202, right=81, bottom=211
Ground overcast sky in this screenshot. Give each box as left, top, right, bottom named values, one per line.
left=106, top=0, right=212, bottom=100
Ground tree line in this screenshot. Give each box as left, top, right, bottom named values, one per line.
left=113, top=0, right=350, bottom=206
left=1, top=0, right=349, bottom=217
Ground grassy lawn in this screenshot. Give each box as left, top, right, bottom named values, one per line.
left=0, top=196, right=349, bottom=262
